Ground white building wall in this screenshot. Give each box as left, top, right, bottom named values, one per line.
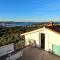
left=6, top=50, right=23, bottom=60
left=25, top=32, right=40, bottom=47
left=40, top=29, right=60, bottom=51
left=46, top=29, right=60, bottom=52
left=24, top=27, right=60, bottom=52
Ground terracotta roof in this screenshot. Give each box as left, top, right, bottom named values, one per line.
left=46, top=26, right=60, bottom=33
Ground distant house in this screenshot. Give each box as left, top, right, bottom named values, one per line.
left=21, top=26, right=60, bottom=56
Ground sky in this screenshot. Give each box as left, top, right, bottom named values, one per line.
left=0, top=0, right=60, bottom=22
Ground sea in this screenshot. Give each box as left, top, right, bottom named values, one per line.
left=0, top=22, right=40, bottom=27
left=0, top=22, right=60, bottom=27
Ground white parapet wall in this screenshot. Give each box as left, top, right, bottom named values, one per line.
left=6, top=50, right=23, bottom=60
left=0, top=43, right=14, bottom=57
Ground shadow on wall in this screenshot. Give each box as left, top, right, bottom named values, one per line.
left=28, top=39, right=36, bottom=46
left=28, top=39, right=39, bottom=47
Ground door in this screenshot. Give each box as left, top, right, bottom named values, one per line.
left=41, top=33, right=45, bottom=49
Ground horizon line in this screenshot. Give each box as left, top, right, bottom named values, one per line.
left=0, top=20, right=60, bottom=22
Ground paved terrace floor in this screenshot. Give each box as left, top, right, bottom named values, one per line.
left=18, top=47, right=60, bottom=60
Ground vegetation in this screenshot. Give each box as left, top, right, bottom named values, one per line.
left=0, top=25, right=42, bottom=48
left=0, top=26, right=25, bottom=49
left=0, top=24, right=42, bottom=48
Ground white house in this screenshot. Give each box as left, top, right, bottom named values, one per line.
left=21, top=26, right=60, bottom=56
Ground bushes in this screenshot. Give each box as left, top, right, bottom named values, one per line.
left=0, top=26, right=25, bottom=48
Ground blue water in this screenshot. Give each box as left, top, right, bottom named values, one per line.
left=14, top=22, right=40, bottom=26
left=0, top=22, right=40, bottom=27
left=0, top=22, right=60, bottom=27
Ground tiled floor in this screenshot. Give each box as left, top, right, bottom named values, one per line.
left=19, top=47, right=60, bottom=60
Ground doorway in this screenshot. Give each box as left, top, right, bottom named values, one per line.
left=41, top=33, right=45, bottom=49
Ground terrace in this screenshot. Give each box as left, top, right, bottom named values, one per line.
left=18, top=46, right=60, bottom=60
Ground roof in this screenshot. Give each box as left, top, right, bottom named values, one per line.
left=21, top=26, right=60, bottom=35
left=46, top=26, right=60, bottom=34
left=21, top=27, right=45, bottom=35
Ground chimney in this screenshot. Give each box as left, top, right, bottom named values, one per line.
left=48, top=21, right=53, bottom=26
